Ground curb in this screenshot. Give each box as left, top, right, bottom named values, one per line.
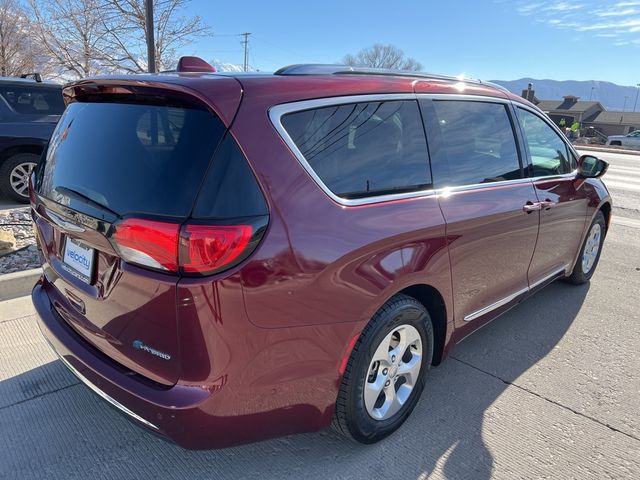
left=574, top=145, right=640, bottom=156
left=0, top=267, right=42, bottom=301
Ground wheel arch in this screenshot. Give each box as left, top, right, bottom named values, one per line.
left=397, top=284, right=448, bottom=366
left=341, top=282, right=450, bottom=374
left=0, top=144, right=44, bottom=165
left=599, top=200, right=612, bottom=233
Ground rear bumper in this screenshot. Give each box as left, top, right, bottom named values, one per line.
left=43, top=332, right=162, bottom=433
left=32, top=277, right=345, bottom=449
left=33, top=280, right=206, bottom=446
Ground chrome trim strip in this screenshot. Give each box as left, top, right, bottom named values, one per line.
left=437, top=177, right=532, bottom=194
left=47, top=210, right=85, bottom=233
left=417, top=93, right=511, bottom=104
left=463, top=266, right=570, bottom=322
left=463, top=287, right=529, bottom=322
left=530, top=172, right=577, bottom=182
left=56, top=353, right=160, bottom=431
left=457, top=303, right=519, bottom=344
left=529, top=266, right=569, bottom=290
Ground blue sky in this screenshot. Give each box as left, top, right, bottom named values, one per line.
left=183, top=0, right=640, bottom=86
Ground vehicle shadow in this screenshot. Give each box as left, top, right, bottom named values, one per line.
left=0, top=281, right=589, bottom=480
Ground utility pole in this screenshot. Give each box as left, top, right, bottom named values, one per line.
left=634, top=83, right=640, bottom=113
left=145, top=0, right=156, bottom=73
left=241, top=32, right=251, bottom=72
left=624, top=96, right=629, bottom=112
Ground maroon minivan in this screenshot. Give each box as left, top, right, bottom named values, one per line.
left=30, top=59, right=611, bottom=449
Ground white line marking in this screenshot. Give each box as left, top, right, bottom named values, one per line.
left=603, top=181, right=640, bottom=192
left=612, top=216, right=640, bottom=229
left=607, top=166, right=640, bottom=173
left=604, top=175, right=640, bottom=186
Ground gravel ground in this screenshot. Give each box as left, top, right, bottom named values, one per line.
left=0, top=207, right=40, bottom=274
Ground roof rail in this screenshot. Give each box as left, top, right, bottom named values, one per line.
left=274, top=63, right=483, bottom=85
left=20, top=73, right=42, bottom=82
left=478, top=80, right=510, bottom=93
left=274, top=64, right=354, bottom=75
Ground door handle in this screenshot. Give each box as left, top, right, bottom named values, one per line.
left=523, top=201, right=542, bottom=212
left=540, top=200, right=557, bottom=210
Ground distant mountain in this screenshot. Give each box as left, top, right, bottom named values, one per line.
left=490, top=78, right=640, bottom=112
left=210, top=58, right=243, bottom=72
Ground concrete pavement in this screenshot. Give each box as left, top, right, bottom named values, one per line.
left=1, top=219, right=639, bottom=479
left=2, top=151, right=640, bottom=479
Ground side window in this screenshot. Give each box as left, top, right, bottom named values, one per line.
left=280, top=100, right=431, bottom=199
left=0, top=87, right=65, bottom=115
left=427, top=100, right=522, bottom=187
left=516, top=108, right=573, bottom=176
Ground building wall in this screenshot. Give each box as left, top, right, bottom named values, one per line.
left=584, top=123, right=640, bottom=136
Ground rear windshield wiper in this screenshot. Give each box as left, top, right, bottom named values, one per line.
left=54, top=186, right=119, bottom=222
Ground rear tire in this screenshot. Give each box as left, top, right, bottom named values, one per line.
left=333, top=294, right=433, bottom=444
left=0, top=153, right=39, bottom=203
left=565, top=211, right=606, bottom=285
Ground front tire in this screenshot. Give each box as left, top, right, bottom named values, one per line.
left=333, top=294, right=433, bottom=444
left=566, top=211, right=606, bottom=285
left=0, top=153, right=39, bottom=203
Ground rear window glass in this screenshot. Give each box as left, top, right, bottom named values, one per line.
left=193, top=134, right=268, bottom=219
left=39, top=102, right=226, bottom=217
left=281, top=100, right=431, bottom=199
left=0, top=86, right=65, bottom=115
left=427, top=100, right=522, bottom=187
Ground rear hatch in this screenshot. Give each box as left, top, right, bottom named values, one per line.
left=31, top=79, right=240, bottom=385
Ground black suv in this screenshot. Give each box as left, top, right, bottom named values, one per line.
left=0, top=76, right=64, bottom=202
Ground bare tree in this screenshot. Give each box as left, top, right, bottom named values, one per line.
left=28, top=0, right=111, bottom=79
left=0, top=0, right=42, bottom=76
left=99, top=0, right=210, bottom=72
left=343, top=44, right=423, bottom=72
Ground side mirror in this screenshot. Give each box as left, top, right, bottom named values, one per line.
left=577, top=154, right=609, bottom=179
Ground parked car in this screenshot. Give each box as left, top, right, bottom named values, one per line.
left=30, top=59, right=611, bottom=449
left=0, top=75, right=64, bottom=202
left=606, top=130, right=640, bottom=148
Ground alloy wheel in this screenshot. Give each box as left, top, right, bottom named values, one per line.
left=9, top=162, right=37, bottom=198
left=582, top=223, right=602, bottom=275
left=364, top=324, right=423, bottom=421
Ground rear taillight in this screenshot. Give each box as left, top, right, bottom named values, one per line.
left=110, top=218, right=259, bottom=275
left=180, top=225, right=252, bottom=274
left=111, top=219, right=180, bottom=271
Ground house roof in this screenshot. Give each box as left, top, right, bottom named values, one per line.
left=536, top=99, right=603, bottom=114
left=583, top=111, right=640, bottom=125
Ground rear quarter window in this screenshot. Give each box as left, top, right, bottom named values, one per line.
left=280, top=100, right=431, bottom=199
